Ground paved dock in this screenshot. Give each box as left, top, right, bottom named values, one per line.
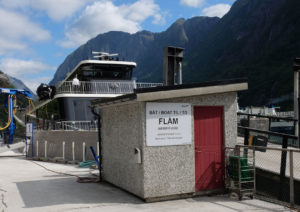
left=0, top=157, right=292, bottom=212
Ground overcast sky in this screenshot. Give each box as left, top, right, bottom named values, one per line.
left=0, top=0, right=235, bottom=92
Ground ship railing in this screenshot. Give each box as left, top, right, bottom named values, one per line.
left=56, top=80, right=162, bottom=95
left=55, top=121, right=98, bottom=131
left=136, top=82, right=163, bottom=88
left=32, top=119, right=98, bottom=131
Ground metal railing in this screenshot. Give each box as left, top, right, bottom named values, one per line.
left=238, top=112, right=299, bottom=148
left=32, top=119, right=98, bottom=131
left=136, top=82, right=163, bottom=88
left=228, top=144, right=300, bottom=209
left=55, top=121, right=98, bottom=131
left=56, top=80, right=162, bottom=95
left=238, top=126, right=300, bottom=209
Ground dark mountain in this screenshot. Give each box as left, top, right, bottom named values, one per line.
left=184, top=0, right=300, bottom=108
left=50, top=16, right=219, bottom=84
left=50, top=0, right=300, bottom=108
left=0, top=70, right=12, bottom=88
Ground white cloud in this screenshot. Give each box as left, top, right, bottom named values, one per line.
left=0, top=9, right=51, bottom=54
left=60, top=0, right=164, bottom=48
left=0, top=58, right=56, bottom=77
left=0, top=0, right=95, bottom=21
left=0, top=58, right=56, bottom=92
left=202, top=4, right=231, bottom=18
left=31, top=0, right=96, bottom=22
left=180, top=0, right=205, bottom=8
left=24, top=76, right=53, bottom=93
left=121, top=0, right=160, bottom=22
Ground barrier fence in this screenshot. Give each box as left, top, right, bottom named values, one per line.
left=56, top=80, right=163, bottom=95
left=237, top=125, right=300, bottom=209
left=226, top=144, right=300, bottom=209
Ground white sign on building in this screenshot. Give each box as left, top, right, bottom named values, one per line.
left=26, top=123, right=33, bottom=137
left=146, top=103, right=192, bottom=146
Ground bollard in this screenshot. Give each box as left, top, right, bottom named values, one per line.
left=62, top=141, right=65, bottom=160
left=36, top=140, right=39, bottom=157
left=83, top=142, right=86, bottom=161
left=72, top=141, right=75, bottom=161
left=44, top=140, right=47, bottom=158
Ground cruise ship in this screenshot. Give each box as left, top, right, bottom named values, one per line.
left=32, top=52, right=162, bottom=130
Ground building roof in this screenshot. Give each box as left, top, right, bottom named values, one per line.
left=92, top=78, right=248, bottom=108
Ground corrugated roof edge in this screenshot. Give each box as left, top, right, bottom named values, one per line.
left=135, top=78, right=247, bottom=94
left=91, top=78, right=248, bottom=107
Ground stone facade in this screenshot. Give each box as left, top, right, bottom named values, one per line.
left=101, top=103, right=145, bottom=197
left=100, top=91, right=238, bottom=200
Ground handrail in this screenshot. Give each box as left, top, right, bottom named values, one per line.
left=237, top=112, right=297, bottom=122
left=238, top=126, right=298, bottom=139
left=234, top=144, right=300, bottom=153
left=56, top=80, right=163, bottom=95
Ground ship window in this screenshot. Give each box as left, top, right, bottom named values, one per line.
left=78, top=64, right=134, bottom=81
left=83, top=71, right=94, bottom=77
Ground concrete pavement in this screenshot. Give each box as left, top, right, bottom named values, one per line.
left=0, top=157, right=292, bottom=212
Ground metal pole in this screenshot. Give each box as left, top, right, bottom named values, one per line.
left=91, top=107, right=102, bottom=181
left=31, top=123, right=34, bottom=157
left=289, top=150, right=294, bottom=207
left=294, top=72, right=298, bottom=131
left=25, top=137, right=28, bottom=157
left=44, top=140, right=47, bottom=159
left=98, top=115, right=102, bottom=181
left=177, top=61, right=182, bottom=85
left=82, top=142, right=86, bottom=161
left=72, top=141, right=75, bottom=161
left=298, top=69, right=300, bottom=148
left=279, top=136, right=288, bottom=201
left=253, top=149, right=256, bottom=196
left=36, top=140, right=39, bottom=158
left=238, top=147, right=242, bottom=200
left=244, top=128, right=249, bottom=146
left=62, top=141, right=65, bottom=160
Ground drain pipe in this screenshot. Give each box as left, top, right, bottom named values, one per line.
left=294, top=58, right=300, bottom=148
left=90, top=106, right=102, bottom=181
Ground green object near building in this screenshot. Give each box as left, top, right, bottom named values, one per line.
left=229, top=155, right=251, bottom=181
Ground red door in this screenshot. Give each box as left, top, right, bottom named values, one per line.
left=194, top=106, right=224, bottom=191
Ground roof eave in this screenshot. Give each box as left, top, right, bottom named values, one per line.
left=93, top=81, right=248, bottom=108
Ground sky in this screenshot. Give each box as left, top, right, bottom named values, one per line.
left=0, top=0, right=235, bottom=92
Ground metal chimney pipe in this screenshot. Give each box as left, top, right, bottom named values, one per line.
left=163, top=46, right=184, bottom=86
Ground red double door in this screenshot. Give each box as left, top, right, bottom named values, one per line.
left=194, top=106, right=225, bottom=191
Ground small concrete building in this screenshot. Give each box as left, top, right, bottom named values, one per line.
left=92, top=78, right=248, bottom=202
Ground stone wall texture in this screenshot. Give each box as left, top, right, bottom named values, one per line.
left=101, top=102, right=145, bottom=197
left=142, top=92, right=237, bottom=199
left=101, top=91, right=238, bottom=200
